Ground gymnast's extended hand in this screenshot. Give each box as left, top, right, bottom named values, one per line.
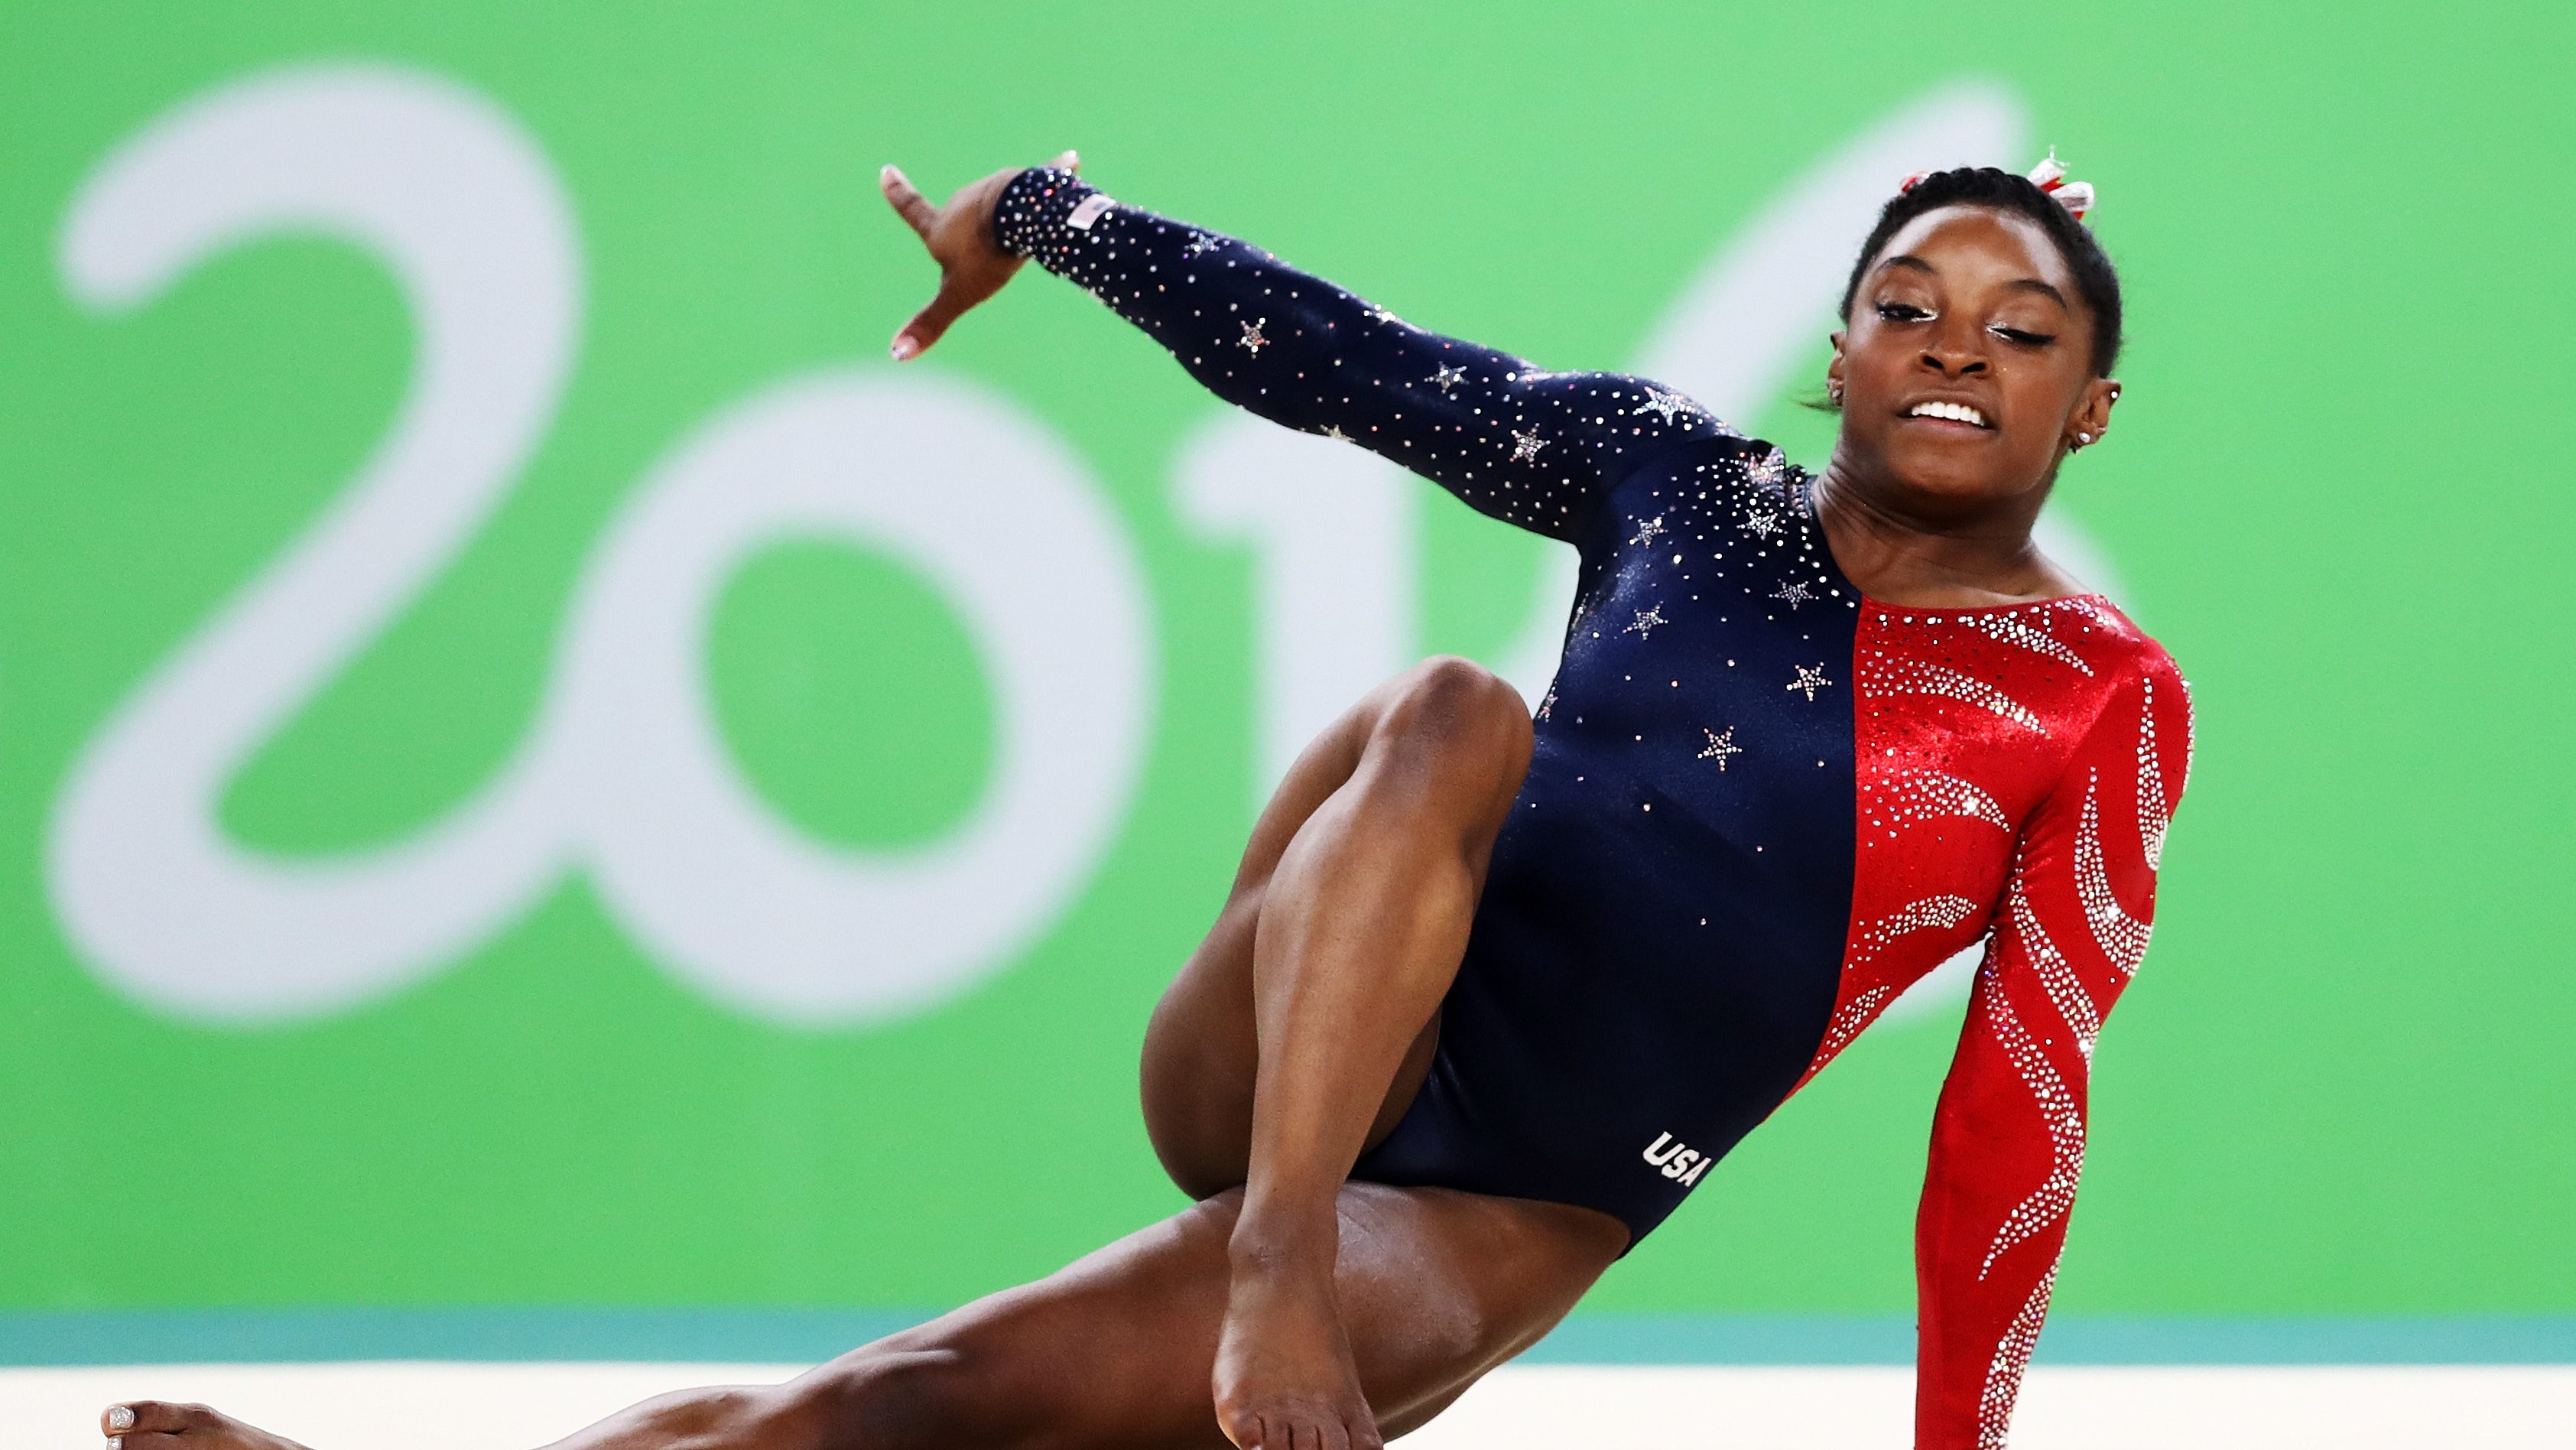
left=877, top=151, right=1076, bottom=360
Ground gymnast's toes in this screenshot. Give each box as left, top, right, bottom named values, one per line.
left=103, top=1400, right=204, bottom=1444
left=102, top=1401, right=305, bottom=1449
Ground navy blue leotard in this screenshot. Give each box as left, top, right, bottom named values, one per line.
left=996, top=168, right=2191, bottom=1448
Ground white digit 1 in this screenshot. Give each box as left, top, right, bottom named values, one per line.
left=47, top=63, right=1155, bottom=1028
left=1174, top=408, right=1575, bottom=769
left=47, top=63, right=582, bottom=1020
left=1172, top=415, right=1418, bottom=798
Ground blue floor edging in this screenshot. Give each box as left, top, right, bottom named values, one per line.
left=1521, top=1312, right=2576, bottom=1365
left=0, top=1308, right=2569, bottom=1367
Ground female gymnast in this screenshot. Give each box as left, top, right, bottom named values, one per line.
left=103, top=151, right=2189, bottom=1450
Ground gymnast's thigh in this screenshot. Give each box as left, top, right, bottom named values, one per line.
left=784, top=1183, right=1623, bottom=1449
left=1138, top=662, right=1504, bottom=1199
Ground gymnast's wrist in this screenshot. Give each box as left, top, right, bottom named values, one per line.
left=991, top=164, right=1083, bottom=258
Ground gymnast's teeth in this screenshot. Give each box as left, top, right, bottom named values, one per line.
left=1907, top=400, right=1989, bottom=427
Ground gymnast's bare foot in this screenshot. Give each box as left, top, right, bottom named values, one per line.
left=102, top=1401, right=312, bottom=1450
left=1213, top=1248, right=1381, bottom=1450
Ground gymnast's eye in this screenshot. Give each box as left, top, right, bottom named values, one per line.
left=1875, top=301, right=1933, bottom=323
left=1989, top=323, right=2057, bottom=346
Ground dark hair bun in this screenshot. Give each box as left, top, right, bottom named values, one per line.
left=1838, top=166, right=2124, bottom=376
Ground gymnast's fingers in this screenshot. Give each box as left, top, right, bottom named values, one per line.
left=879, top=163, right=938, bottom=239
left=893, top=277, right=974, bottom=360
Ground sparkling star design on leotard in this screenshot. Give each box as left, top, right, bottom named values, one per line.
left=1365, top=304, right=1402, bottom=325
left=1786, top=663, right=1834, bottom=701
left=1746, top=448, right=1787, bottom=487
left=1623, top=605, right=1667, bottom=639
left=1742, top=509, right=1782, bottom=538
left=1771, top=580, right=1815, bottom=609
left=1238, top=318, right=1269, bottom=353
left=1185, top=232, right=1220, bottom=256
left=1697, top=727, right=1742, bottom=769
left=1629, top=514, right=1667, bottom=547
left=1428, top=362, right=1467, bottom=393
left=1509, top=428, right=1548, bottom=462
left=1319, top=424, right=1352, bottom=442
left=1636, top=387, right=1693, bottom=424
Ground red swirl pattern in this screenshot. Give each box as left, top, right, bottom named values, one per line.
left=1793, top=595, right=2192, bottom=1448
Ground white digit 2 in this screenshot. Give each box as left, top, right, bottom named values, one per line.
left=47, top=63, right=1152, bottom=1026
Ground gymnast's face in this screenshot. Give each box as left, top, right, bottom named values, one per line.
left=1827, top=205, right=2116, bottom=515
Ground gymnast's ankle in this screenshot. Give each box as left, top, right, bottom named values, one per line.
left=1226, top=1202, right=1340, bottom=1277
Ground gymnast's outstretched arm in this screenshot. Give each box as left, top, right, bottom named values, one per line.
left=892, top=158, right=1729, bottom=546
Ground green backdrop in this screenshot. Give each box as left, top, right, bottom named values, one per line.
left=3, top=2, right=2570, bottom=1353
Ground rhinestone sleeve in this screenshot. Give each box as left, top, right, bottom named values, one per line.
left=993, top=167, right=1730, bottom=543
left=1911, top=654, right=2193, bottom=1449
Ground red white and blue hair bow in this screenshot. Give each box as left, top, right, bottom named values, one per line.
left=1898, top=149, right=2096, bottom=222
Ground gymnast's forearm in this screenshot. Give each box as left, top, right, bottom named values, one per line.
left=993, top=165, right=1723, bottom=550
left=999, top=171, right=1599, bottom=502
left=993, top=165, right=1388, bottom=433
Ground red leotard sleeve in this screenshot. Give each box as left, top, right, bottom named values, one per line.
left=1912, top=655, right=2192, bottom=1448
